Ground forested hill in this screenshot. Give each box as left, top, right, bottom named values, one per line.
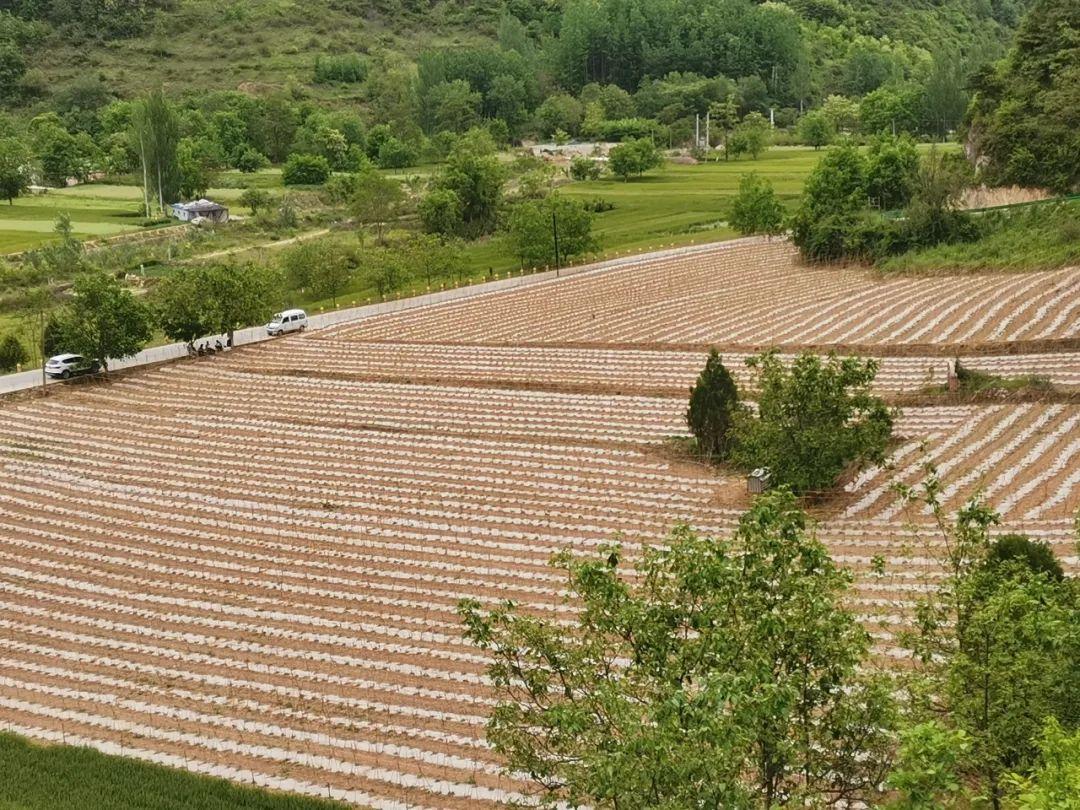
left=1, top=0, right=1031, bottom=108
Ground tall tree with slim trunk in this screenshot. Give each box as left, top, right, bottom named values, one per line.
left=131, top=89, right=180, bottom=216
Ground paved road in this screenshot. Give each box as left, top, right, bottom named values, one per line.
left=0, top=237, right=762, bottom=397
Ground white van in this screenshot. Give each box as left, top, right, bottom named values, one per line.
left=266, top=309, right=308, bottom=336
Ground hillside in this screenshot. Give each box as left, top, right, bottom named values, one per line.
left=2, top=0, right=1031, bottom=108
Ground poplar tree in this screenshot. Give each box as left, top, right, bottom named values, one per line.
left=131, top=89, right=181, bottom=216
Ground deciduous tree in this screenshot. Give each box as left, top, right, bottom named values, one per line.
left=53, top=271, right=153, bottom=370
left=460, top=489, right=896, bottom=809
left=728, top=172, right=785, bottom=236
left=731, top=351, right=894, bottom=493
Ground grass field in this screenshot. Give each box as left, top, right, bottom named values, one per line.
left=0, top=187, right=145, bottom=253
left=0, top=733, right=346, bottom=810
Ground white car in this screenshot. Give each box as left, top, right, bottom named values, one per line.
left=266, top=309, right=308, bottom=336
left=45, top=353, right=101, bottom=379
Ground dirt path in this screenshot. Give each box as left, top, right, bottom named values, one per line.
left=184, top=227, right=332, bottom=262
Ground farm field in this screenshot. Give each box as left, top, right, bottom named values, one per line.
left=0, top=238, right=1077, bottom=808
left=332, top=240, right=1080, bottom=348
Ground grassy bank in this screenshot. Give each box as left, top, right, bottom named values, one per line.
left=0, top=732, right=346, bottom=810
left=878, top=200, right=1080, bottom=274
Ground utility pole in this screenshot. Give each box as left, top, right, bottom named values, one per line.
left=552, top=209, right=561, bottom=276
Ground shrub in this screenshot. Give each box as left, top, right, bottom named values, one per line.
left=0, top=332, right=28, bottom=372
left=731, top=351, right=894, bottom=494
left=238, top=187, right=272, bottom=215
left=282, top=153, right=331, bottom=186
left=728, top=173, right=785, bottom=236
left=419, top=189, right=464, bottom=236
left=569, top=156, right=603, bottom=181
left=235, top=147, right=269, bottom=173
left=985, top=534, right=1065, bottom=581
left=376, top=137, right=416, bottom=169
left=686, top=349, right=742, bottom=460
left=608, top=137, right=662, bottom=181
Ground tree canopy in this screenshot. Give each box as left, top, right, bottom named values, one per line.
left=460, top=489, right=895, bottom=809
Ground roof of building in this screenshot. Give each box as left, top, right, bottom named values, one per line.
left=171, top=198, right=228, bottom=213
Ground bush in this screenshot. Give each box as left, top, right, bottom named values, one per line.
left=569, top=156, right=603, bottom=181
left=0, top=332, right=28, bottom=372
left=728, top=173, right=785, bottom=236
left=418, top=189, right=464, bottom=236
left=985, top=534, right=1065, bottom=581
left=376, top=137, right=416, bottom=169
left=731, top=351, right=894, bottom=494
left=238, top=187, right=272, bottom=216
left=582, top=197, right=614, bottom=213
left=608, top=137, right=662, bottom=181
left=282, top=153, right=331, bottom=186
left=686, top=349, right=742, bottom=460
left=235, top=147, right=269, bottom=173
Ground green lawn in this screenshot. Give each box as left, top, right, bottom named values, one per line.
left=0, top=186, right=148, bottom=253
left=0, top=733, right=347, bottom=810
left=561, top=149, right=816, bottom=253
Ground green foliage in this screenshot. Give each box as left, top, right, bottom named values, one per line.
left=154, top=262, right=282, bottom=345
left=52, top=271, right=152, bottom=369
left=985, top=534, right=1065, bottom=582
left=728, top=172, right=785, bottom=236
left=237, top=187, right=271, bottom=216
left=424, top=79, right=482, bottom=135
left=130, top=90, right=180, bottom=214
left=887, top=722, right=972, bottom=809
left=505, top=193, right=597, bottom=268
left=865, top=134, right=919, bottom=210
left=967, top=0, right=1080, bottom=192
left=728, top=111, right=770, bottom=160
left=234, top=147, right=268, bottom=173
left=0, top=41, right=26, bottom=99
left=400, top=233, right=466, bottom=287
left=535, top=92, right=584, bottom=137
left=281, top=240, right=355, bottom=306
left=878, top=201, right=1080, bottom=274
left=460, top=489, right=896, bottom=808
left=176, top=138, right=216, bottom=200
left=349, top=169, right=405, bottom=243
left=361, top=246, right=409, bottom=299
left=947, top=566, right=1079, bottom=805
left=685, top=349, right=742, bottom=460
left=375, top=137, right=416, bottom=170
left=608, top=137, right=662, bottom=181
left=313, top=53, right=368, bottom=84
left=418, top=188, right=464, bottom=237
left=796, top=110, right=835, bottom=149
left=896, top=482, right=1080, bottom=809
left=731, top=351, right=894, bottom=494
left=569, top=155, right=603, bottom=181
left=0, top=136, right=30, bottom=204
left=282, top=153, right=331, bottom=186
left=432, top=130, right=505, bottom=237
left=0, top=331, right=28, bottom=371
left=859, top=85, right=924, bottom=136
left=1005, top=719, right=1080, bottom=809
left=789, top=141, right=868, bottom=261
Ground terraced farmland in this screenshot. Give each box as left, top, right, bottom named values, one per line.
left=0, top=238, right=1077, bottom=808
